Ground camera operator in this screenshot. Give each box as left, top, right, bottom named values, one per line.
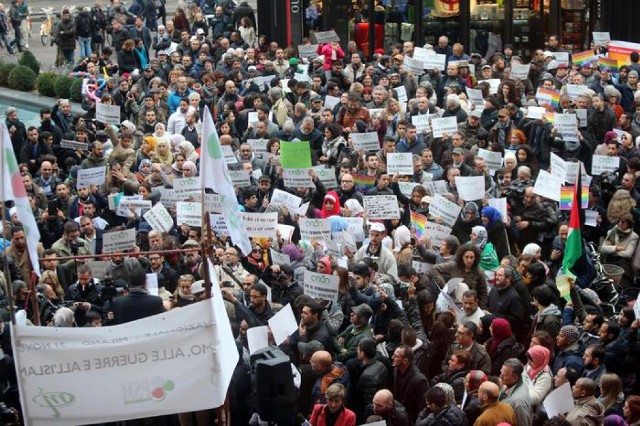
left=109, top=265, right=165, bottom=324
left=67, top=264, right=103, bottom=327
left=101, top=278, right=129, bottom=325
left=35, top=283, right=61, bottom=326
left=51, top=221, right=92, bottom=268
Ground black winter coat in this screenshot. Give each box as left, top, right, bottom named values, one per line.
left=57, top=18, right=76, bottom=50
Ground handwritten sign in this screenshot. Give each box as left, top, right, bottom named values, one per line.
left=431, top=117, right=458, bottom=138
left=298, top=44, right=318, bottom=58
left=299, top=218, right=331, bottom=241
left=591, top=155, right=620, bottom=175
left=533, top=170, right=562, bottom=202
left=455, top=176, right=486, bottom=201
left=77, top=166, right=107, bottom=189
left=387, top=153, right=414, bottom=175
left=303, top=270, right=339, bottom=302
left=102, top=228, right=136, bottom=253
left=176, top=201, right=202, bottom=227
left=423, top=222, right=452, bottom=247
left=363, top=195, right=400, bottom=220
left=60, top=139, right=89, bottom=150
left=241, top=212, right=278, bottom=238
left=429, top=194, right=462, bottom=227
left=351, top=132, right=380, bottom=151
left=96, top=103, right=120, bottom=124
left=209, top=213, right=229, bottom=236
left=143, top=202, right=174, bottom=233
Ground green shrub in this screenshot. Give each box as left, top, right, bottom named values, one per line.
left=69, top=78, right=83, bottom=102
left=54, top=76, right=74, bottom=99
left=18, top=50, right=40, bottom=75
left=36, top=72, right=59, bottom=97
left=8, top=65, right=37, bottom=91
left=0, top=63, right=17, bottom=86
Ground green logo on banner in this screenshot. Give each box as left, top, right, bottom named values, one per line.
left=32, top=389, right=76, bottom=417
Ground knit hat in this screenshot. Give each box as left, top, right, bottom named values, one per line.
left=504, top=151, right=517, bottom=166
left=559, top=325, right=580, bottom=344
left=630, top=70, right=639, bottom=79
left=465, top=370, right=488, bottom=391
left=298, top=340, right=324, bottom=355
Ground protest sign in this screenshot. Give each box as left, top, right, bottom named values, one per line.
left=402, top=56, right=424, bottom=75
left=86, top=260, right=109, bottom=279
left=430, top=117, right=458, bottom=138
left=412, top=115, right=431, bottom=133
left=592, top=32, right=611, bottom=46
left=220, top=145, right=237, bottom=166
left=398, top=182, right=421, bottom=197
left=465, top=88, right=485, bottom=108
left=526, top=106, right=546, bottom=120
left=102, top=228, right=136, bottom=253
left=478, top=148, right=502, bottom=171
left=145, top=273, right=158, bottom=296
left=312, top=166, right=338, bottom=189
left=535, top=87, right=560, bottom=108
left=350, top=132, right=380, bottom=151
left=566, top=84, right=588, bottom=101
left=419, top=51, right=446, bottom=70
left=299, top=218, right=331, bottom=241
left=487, top=198, right=508, bottom=223
left=247, top=139, right=269, bottom=159
left=11, top=290, right=237, bottom=425
left=96, top=103, right=120, bottom=123
left=429, top=194, right=462, bottom=227
left=324, top=95, right=341, bottom=110
left=554, top=113, right=578, bottom=142
left=591, top=155, right=620, bottom=175
left=363, top=195, right=400, bottom=220
left=423, top=222, right=452, bottom=248
left=479, top=79, right=500, bottom=94
left=565, top=161, right=586, bottom=184
left=410, top=210, right=427, bottom=238
left=283, top=168, right=314, bottom=188
left=77, top=166, right=106, bottom=189
left=424, top=180, right=448, bottom=195
left=209, top=214, right=229, bottom=236
left=543, top=383, right=575, bottom=418
left=585, top=210, right=598, bottom=227
left=172, top=176, right=202, bottom=200
left=270, top=249, right=291, bottom=266
left=552, top=51, right=569, bottom=66
left=413, top=261, right=432, bottom=274
left=268, top=304, right=298, bottom=345
left=550, top=153, right=568, bottom=183
left=280, top=141, right=312, bottom=169
left=270, top=188, right=302, bottom=211
left=241, top=212, right=278, bottom=238
left=455, top=176, right=486, bottom=201
left=247, top=326, right=269, bottom=355
left=203, top=193, right=223, bottom=213
left=60, top=139, right=89, bottom=150
left=394, top=86, right=408, bottom=104
left=118, top=198, right=152, bottom=211
left=303, top=271, right=339, bottom=302
left=510, top=63, right=531, bottom=80
left=387, top=153, right=414, bottom=175
left=176, top=202, right=202, bottom=227
left=533, top=170, right=562, bottom=202
left=277, top=224, right=295, bottom=243
left=314, top=30, right=339, bottom=43
left=227, top=169, right=252, bottom=188
left=343, top=217, right=365, bottom=242
left=298, top=44, right=318, bottom=58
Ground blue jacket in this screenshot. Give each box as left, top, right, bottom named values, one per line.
left=167, top=89, right=193, bottom=114
left=552, top=342, right=584, bottom=375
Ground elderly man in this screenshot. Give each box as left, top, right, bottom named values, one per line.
left=499, top=358, right=532, bottom=426
left=512, top=186, right=558, bottom=252
left=214, top=246, right=249, bottom=292
left=354, top=222, right=398, bottom=277
left=475, top=382, right=516, bottom=426
left=367, top=389, right=411, bottom=426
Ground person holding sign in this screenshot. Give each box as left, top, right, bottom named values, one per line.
left=354, top=222, right=398, bottom=278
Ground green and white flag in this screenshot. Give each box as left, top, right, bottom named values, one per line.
left=200, top=107, right=252, bottom=255
left=1, top=122, right=41, bottom=277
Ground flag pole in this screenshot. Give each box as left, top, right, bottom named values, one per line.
left=0, top=124, right=16, bottom=326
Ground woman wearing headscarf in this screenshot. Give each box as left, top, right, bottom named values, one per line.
left=153, top=139, right=174, bottom=168
left=524, top=345, right=553, bottom=408
left=181, top=160, right=197, bottom=178
left=317, top=191, right=341, bottom=218
left=136, top=136, right=157, bottom=166
left=135, top=159, right=153, bottom=184
left=481, top=205, right=510, bottom=260
left=470, top=225, right=499, bottom=272
left=179, top=140, right=199, bottom=163
left=453, top=202, right=482, bottom=244
left=485, top=318, right=524, bottom=376
left=393, top=225, right=413, bottom=266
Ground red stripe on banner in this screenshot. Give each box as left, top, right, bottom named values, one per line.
left=286, top=0, right=292, bottom=47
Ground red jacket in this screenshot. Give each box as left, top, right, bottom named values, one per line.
left=309, top=404, right=356, bottom=426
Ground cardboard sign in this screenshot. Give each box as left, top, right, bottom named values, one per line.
left=270, top=188, right=302, bottom=211
left=102, top=228, right=136, bottom=253
left=303, top=270, right=339, bottom=302
left=270, top=249, right=291, bottom=266
left=533, top=170, right=562, bottom=202
left=241, top=212, right=278, bottom=239
left=143, top=202, right=174, bottom=233
left=176, top=202, right=202, bottom=227
left=96, top=103, right=120, bottom=124
left=60, top=139, right=89, bottom=150
left=429, top=194, right=462, bottom=227
left=362, top=195, right=400, bottom=220
left=387, top=153, right=414, bottom=175
left=351, top=132, right=380, bottom=152
left=77, top=166, right=107, bottom=189
left=455, top=176, right=486, bottom=201
left=281, top=141, right=312, bottom=169
left=299, top=218, right=331, bottom=241
left=430, top=117, right=458, bottom=138
left=591, top=155, right=620, bottom=175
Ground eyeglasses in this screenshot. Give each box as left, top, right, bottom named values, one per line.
left=252, top=249, right=263, bottom=254
left=341, top=180, right=353, bottom=183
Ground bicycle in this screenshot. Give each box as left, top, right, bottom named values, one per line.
left=40, top=7, right=55, bottom=46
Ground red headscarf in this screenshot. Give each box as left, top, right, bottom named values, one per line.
left=320, top=190, right=341, bottom=218
left=488, top=318, right=512, bottom=356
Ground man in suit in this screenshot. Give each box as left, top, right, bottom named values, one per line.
left=109, top=265, right=165, bottom=324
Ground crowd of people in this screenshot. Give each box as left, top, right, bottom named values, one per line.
left=4, top=0, right=640, bottom=425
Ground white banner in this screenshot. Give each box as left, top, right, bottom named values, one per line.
left=387, top=153, right=414, bottom=175
left=429, top=194, right=462, bottom=227
left=144, top=202, right=174, bottom=233
left=60, top=139, right=89, bottom=150
left=299, top=218, right=331, bottom=241
left=77, top=166, right=107, bottom=189
left=431, top=117, right=458, bottom=138
left=176, top=202, right=202, bottom=227
left=303, top=270, right=339, bottom=302
left=241, top=212, right=278, bottom=238
left=363, top=195, right=400, bottom=220
left=592, top=32, right=611, bottom=45
left=591, top=155, right=619, bottom=175
left=455, top=176, right=486, bottom=201
left=96, top=103, right=120, bottom=124
left=533, top=170, right=562, bottom=202
left=12, top=269, right=237, bottom=425
left=350, top=132, right=380, bottom=152
left=101, top=228, right=136, bottom=253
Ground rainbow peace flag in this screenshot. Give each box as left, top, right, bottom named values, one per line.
left=536, top=88, right=560, bottom=108
left=544, top=111, right=556, bottom=124
left=572, top=50, right=595, bottom=66
left=598, top=57, right=619, bottom=74
left=410, top=210, right=428, bottom=238
left=560, top=185, right=589, bottom=210
left=353, top=173, right=376, bottom=193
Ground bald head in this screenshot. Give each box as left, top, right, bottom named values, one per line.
left=372, top=389, right=394, bottom=414
left=310, top=350, right=332, bottom=368
left=479, top=381, right=500, bottom=404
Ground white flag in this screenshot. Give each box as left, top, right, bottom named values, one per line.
left=1, top=123, right=41, bottom=277
left=200, top=107, right=252, bottom=255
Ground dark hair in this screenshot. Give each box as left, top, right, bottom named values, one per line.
left=587, top=344, right=606, bottom=363
left=250, top=283, right=268, bottom=297
left=129, top=265, right=147, bottom=288
left=397, top=264, right=417, bottom=279
left=532, top=285, right=555, bottom=307
left=325, top=123, right=342, bottom=140
left=304, top=300, right=323, bottom=318
left=455, top=243, right=481, bottom=270
left=604, top=320, right=621, bottom=339
left=63, top=221, right=80, bottom=234
left=358, top=338, right=376, bottom=358
left=462, top=320, right=478, bottom=338
left=425, top=386, right=447, bottom=408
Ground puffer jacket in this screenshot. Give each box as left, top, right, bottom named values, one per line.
left=56, top=17, right=77, bottom=50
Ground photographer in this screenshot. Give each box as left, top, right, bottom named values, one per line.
left=67, top=264, right=103, bottom=326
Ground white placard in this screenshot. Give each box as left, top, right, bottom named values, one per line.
left=228, top=169, right=252, bottom=188
left=550, top=153, right=568, bottom=183
left=479, top=79, right=501, bottom=94
left=247, top=139, right=269, bottom=159
left=431, top=117, right=458, bottom=138
left=60, top=139, right=89, bottom=150
left=566, top=84, right=588, bottom=101
left=413, top=261, right=432, bottom=274
left=526, top=106, right=546, bottom=120
left=510, top=63, right=531, bottom=80
left=77, top=166, right=107, bottom=189
left=398, top=182, right=421, bottom=197
left=118, top=198, right=152, bottom=210
left=591, top=155, right=620, bottom=175
left=173, top=176, right=202, bottom=200
left=270, top=249, right=291, bottom=266
left=343, top=217, right=365, bottom=242
left=312, top=166, right=339, bottom=189
left=487, top=198, right=508, bottom=223
left=555, top=113, right=578, bottom=142
left=351, top=132, right=380, bottom=151
left=299, top=218, right=331, bottom=241
left=419, top=51, right=446, bottom=70
left=387, top=153, right=414, bottom=175
left=412, top=115, right=431, bottom=133
left=270, top=188, right=302, bottom=211
left=247, top=326, right=270, bottom=355
left=429, top=194, right=462, bottom=227
left=157, top=187, right=177, bottom=209
left=424, top=180, right=448, bottom=195
left=102, top=228, right=136, bottom=253
left=303, top=270, right=339, bottom=302
left=241, top=212, right=278, bottom=238
left=552, top=52, right=569, bottom=66
left=203, top=193, right=223, bottom=213
left=142, top=203, right=173, bottom=232
left=268, top=303, right=298, bottom=346
left=585, top=209, right=598, bottom=227
left=277, top=224, right=295, bottom=243
left=324, top=95, right=340, bottom=110
left=423, top=222, right=452, bottom=247
left=314, top=30, right=340, bottom=43
left=209, top=213, right=229, bottom=236
left=533, top=170, right=562, bottom=202
left=592, top=32, right=611, bottom=46
left=176, top=201, right=202, bottom=227
left=455, top=176, right=486, bottom=201
left=394, top=86, right=408, bottom=104
left=298, top=44, right=318, bottom=58
left=543, top=383, right=575, bottom=418
left=145, top=272, right=158, bottom=296
left=402, top=56, right=425, bottom=75
left=478, top=148, right=502, bottom=171
left=221, top=145, right=237, bottom=165
left=86, top=260, right=109, bottom=279
left=465, top=88, right=485, bottom=107
left=283, top=168, right=314, bottom=188
left=575, top=109, right=588, bottom=127
left=362, top=195, right=400, bottom=220
left=96, top=103, right=121, bottom=124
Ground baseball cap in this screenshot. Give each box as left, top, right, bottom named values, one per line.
left=196, top=28, right=204, bottom=34
left=369, top=222, right=385, bottom=233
